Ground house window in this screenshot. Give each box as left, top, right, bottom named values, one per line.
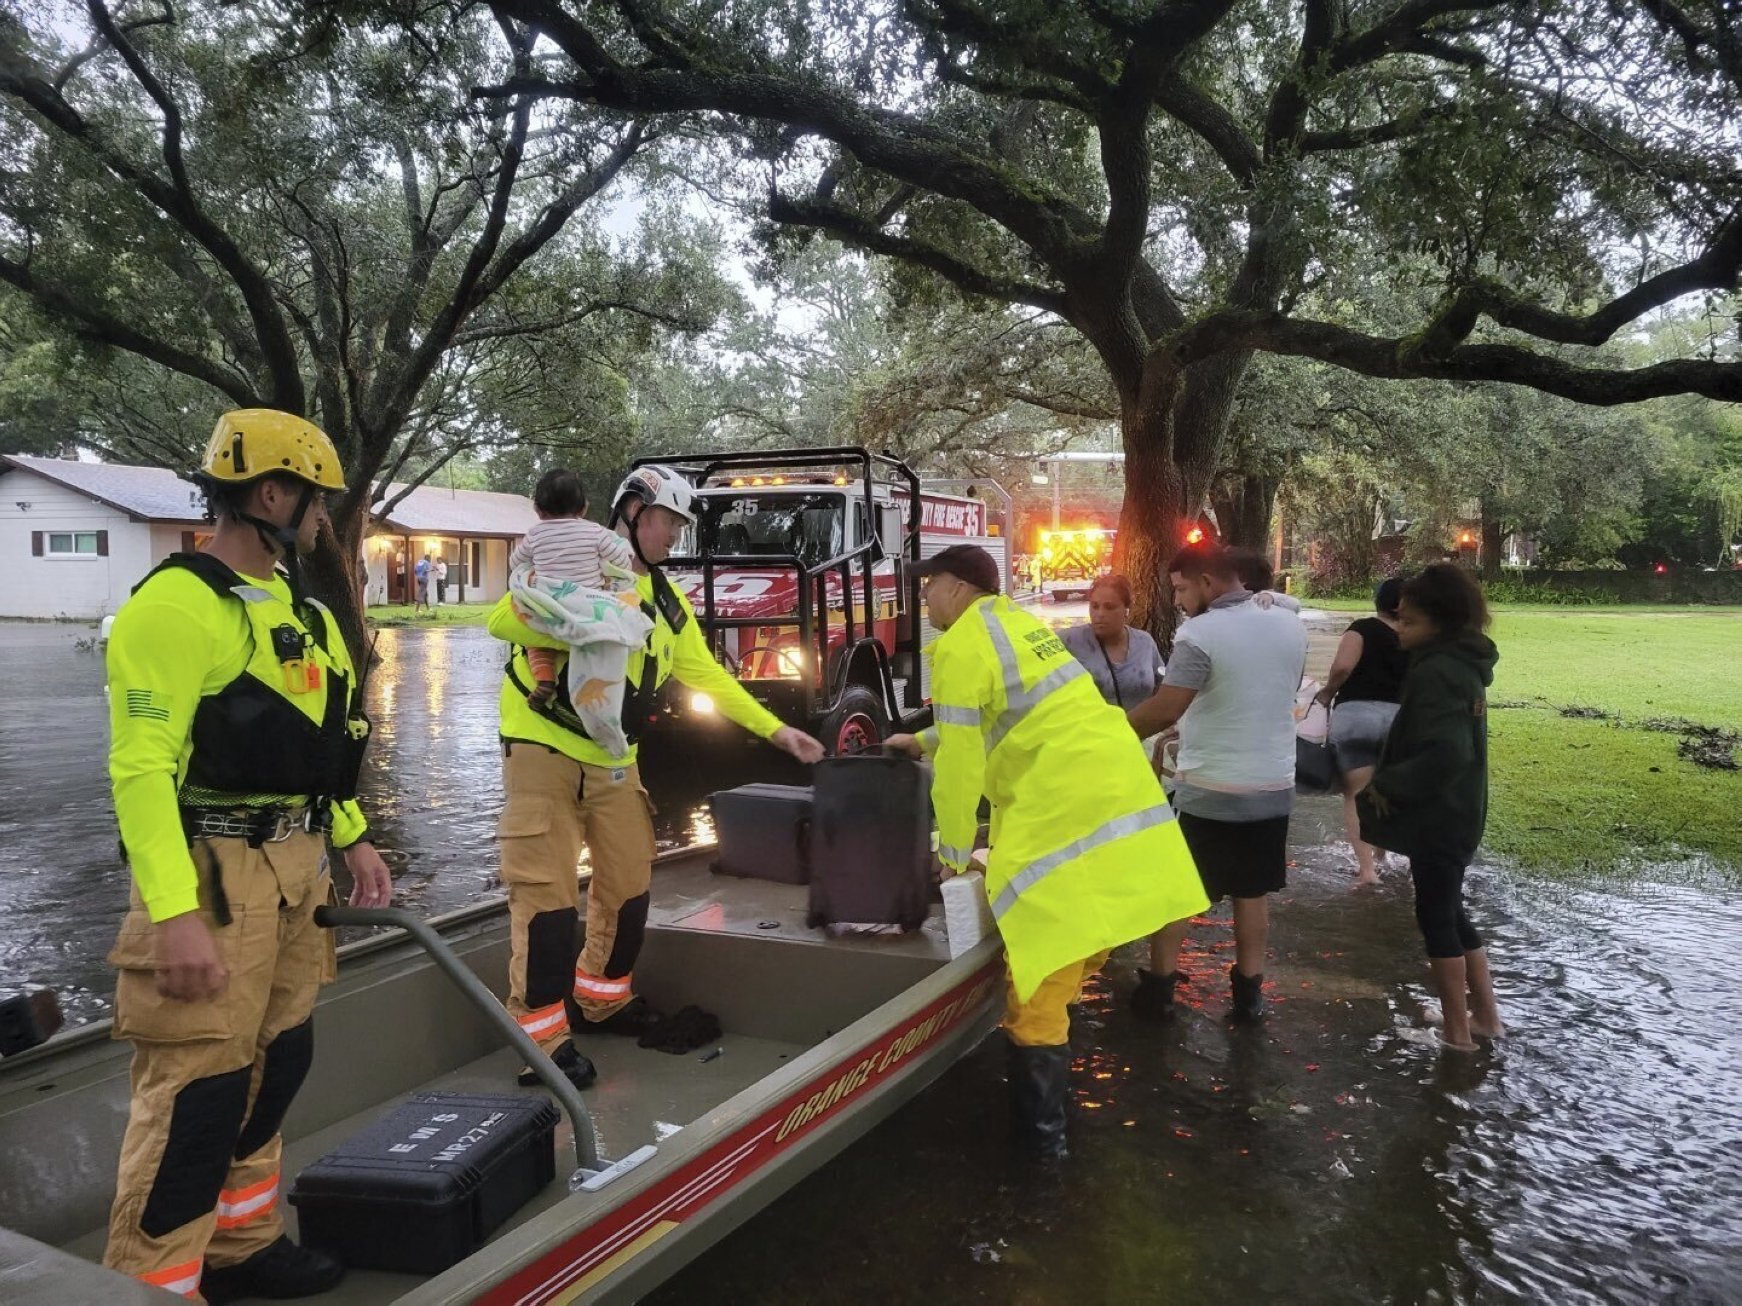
left=47, top=531, right=101, bottom=557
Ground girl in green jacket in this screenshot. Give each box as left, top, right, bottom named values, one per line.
left=1360, top=564, right=1504, bottom=1052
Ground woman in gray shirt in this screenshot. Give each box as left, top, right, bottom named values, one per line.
left=1059, top=575, right=1164, bottom=709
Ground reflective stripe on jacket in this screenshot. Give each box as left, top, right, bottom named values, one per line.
left=922, top=595, right=1209, bottom=1002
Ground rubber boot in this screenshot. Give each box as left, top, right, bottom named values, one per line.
left=1130, top=969, right=1180, bottom=1022
left=1006, top=1039, right=1070, bottom=1161
left=1229, top=965, right=1265, bottom=1023
left=202, top=1236, right=343, bottom=1303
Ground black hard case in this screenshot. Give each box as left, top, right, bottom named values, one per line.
left=287, top=1092, right=558, bottom=1274
left=806, top=754, right=932, bottom=931
left=709, top=783, right=814, bottom=884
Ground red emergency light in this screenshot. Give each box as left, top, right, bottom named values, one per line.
left=1185, top=526, right=1206, bottom=545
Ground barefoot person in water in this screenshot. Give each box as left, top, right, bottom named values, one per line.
left=1358, top=564, right=1504, bottom=1051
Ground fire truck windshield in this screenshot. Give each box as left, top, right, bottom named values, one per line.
left=693, top=493, right=845, bottom=569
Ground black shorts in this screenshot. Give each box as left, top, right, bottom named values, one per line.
left=1178, top=812, right=1290, bottom=901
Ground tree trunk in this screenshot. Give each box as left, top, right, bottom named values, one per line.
left=1212, top=472, right=1278, bottom=549
left=1118, top=425, right=1189, bottom=648
left=303, top=512, right=371, bottom=669
left=1116, top=354, right=1249, bottom=649
left=1479, top=495, right=1504, bottom=579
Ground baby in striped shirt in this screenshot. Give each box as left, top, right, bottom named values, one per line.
left=511, top=468, right=636, bottom=705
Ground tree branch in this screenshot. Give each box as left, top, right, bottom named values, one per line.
left=1167, top=309, right=1742, bottom=404
left=766, top=187, right=1068, bottom=313
left=0, top=254, right=259, bottom=406
left=486, top=0, right=1101, bottom=268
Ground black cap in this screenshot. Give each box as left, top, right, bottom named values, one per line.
left=911, top=544, right=1001, bottom=594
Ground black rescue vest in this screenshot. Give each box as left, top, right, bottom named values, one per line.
left=135, top=552, right=371, bottom=803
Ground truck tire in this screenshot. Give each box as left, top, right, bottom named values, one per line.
left=820, top=684, right=888, bottom=757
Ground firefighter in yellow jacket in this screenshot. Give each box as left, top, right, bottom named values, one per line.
left=487, top=464, right=825, bottom=1090
left=103, top=410, right=392, bottom=1302
left=888, top=545, right=1207, bottom=1159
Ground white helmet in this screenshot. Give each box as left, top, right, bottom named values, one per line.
left=612, top=464, right=696, bottom=525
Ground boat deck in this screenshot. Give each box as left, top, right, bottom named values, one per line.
left=18, top=848, right=969, bottom=1303
left=62, top=1032, right=810, bottom=1302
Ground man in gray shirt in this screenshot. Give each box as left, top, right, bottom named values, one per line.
left=1127, top=544, right=1307, bottom=1021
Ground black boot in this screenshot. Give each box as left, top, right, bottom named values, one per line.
left=1007, top=1040, right=1071, bottom=1161
left=585, top=995, right=664, bottom=1037
left=1131, top=969, right=1181, bottom=1022
left=1229, top=965, right=1265, bottom=1022
left=518, top=1040, right=597, bottom=1089
left=202, top=1236, right=343, bottom=1303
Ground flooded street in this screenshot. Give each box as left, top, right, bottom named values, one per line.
left=3, top=616, right=1739, bottom=1301
left=654, top=837, right=1742, bottom=1305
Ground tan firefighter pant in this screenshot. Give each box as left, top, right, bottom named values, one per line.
left=498, top=742, right=656, bottom=1049
left=104, top=831, right=336, bottom=1298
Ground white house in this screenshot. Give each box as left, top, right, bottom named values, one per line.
left=362, top=483, right=539, bottom=607
left=0, top=455, right=209, bottom=620
left=0, top=454, right=537, bottom=620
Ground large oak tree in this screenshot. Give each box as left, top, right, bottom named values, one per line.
left=486, top=0, right=1742, bottom=630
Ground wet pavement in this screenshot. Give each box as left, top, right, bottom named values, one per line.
left=4, top=616, right=1739, bottom=1302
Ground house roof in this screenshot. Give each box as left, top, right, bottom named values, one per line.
left=1, top=453, right=538, bottom=538
left=1, top=453, right=208, bottom=523
left=370, top=482, right=538, bottom=540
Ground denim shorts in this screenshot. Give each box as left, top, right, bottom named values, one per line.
left=1329, top=699, right=1399, bottom=773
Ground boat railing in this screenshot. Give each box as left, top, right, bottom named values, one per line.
left=315, top=905, right=615, bottom=1181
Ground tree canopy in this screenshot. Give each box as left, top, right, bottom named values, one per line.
left=487, top=0, right=1742, bottom=627
left=0, top=0, right=730, bottom=647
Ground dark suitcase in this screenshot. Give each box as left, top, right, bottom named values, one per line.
left=709, top=783, right=813, bottom=884
left=806, top=754, right=932, bottom=932
left=287, top=1092, right=558, bottom=1274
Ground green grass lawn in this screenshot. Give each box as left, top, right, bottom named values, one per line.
left=369, top=602, right=494, bottom=627
left=1477, top=609, right=1742, bottom=876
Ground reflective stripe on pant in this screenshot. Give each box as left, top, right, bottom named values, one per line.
left=104, top=832, right=335, bottom=1283
left=1002, top=951, right=1110, bottom=1048
left=498, top=743, right=656, bottom=1030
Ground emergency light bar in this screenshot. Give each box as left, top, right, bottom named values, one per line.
left=712, top=474, right=852, bottom=488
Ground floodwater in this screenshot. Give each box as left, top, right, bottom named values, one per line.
left=4, top=618, right=1740, bottom=1302
left=655, top=835, right=1742, bottom=1304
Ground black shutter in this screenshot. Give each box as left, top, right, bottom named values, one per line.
left=181, top=531, right=196, bottom=552
left=96, top=530, right=109, bottom=557
left=31, top=531, right=42, bottom=557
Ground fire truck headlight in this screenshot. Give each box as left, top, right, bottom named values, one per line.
left=690, top=692, right=716, bottom=715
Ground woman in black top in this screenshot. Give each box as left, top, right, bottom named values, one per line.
left=1313, top=577, right=1409, bottom=885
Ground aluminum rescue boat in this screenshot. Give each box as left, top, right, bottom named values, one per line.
left=0, top=846, right=1001, bottom=1303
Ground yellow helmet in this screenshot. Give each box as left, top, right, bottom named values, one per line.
left=200, top=409, right=345, bottom=490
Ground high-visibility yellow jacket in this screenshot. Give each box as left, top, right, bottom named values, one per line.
left=487, top=572, right=782, bottom=767
left=920, top=595, right=1208, bottom=1002
left=108, top=561, right=369, bottom=923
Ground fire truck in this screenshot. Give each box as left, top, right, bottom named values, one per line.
left=639, top=447, right=1009, bottom=755
left=1036, top=526, right=1115, bottom=601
